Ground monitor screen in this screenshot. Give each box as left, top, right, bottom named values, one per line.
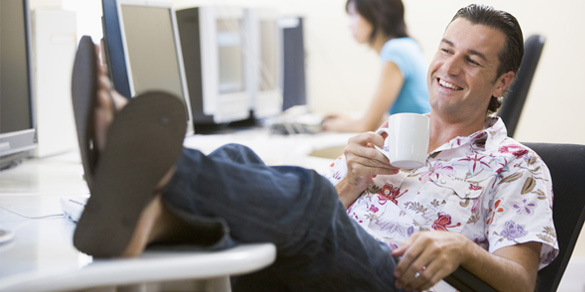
left=217, top=18, right=245, bottom=95
left=1, top=0, right=33, bottom=134
left=0, top=0, right=36, bottom=163
left=121, top=4, right=184, bottom=100
left=185, top=6, right=251, bottom=125
left=259, top=19, right=279, bottom=91
left=244, top=8, right=283, bottom=119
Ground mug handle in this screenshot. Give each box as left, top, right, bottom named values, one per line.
left=374, top=128, right=392, bottom=161
left=375, top=127, right=390, bottom=138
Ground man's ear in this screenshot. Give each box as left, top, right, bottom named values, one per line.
left=494, top=71, right=516, bottom=97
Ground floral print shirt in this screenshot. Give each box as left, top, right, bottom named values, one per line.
left=324, top=116, right=558, bottom=291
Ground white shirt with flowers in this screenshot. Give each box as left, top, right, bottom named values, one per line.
left=323, top=116, right=558, bottom=291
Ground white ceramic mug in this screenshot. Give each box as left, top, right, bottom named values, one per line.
left=375, top=113, right=430, bottom=169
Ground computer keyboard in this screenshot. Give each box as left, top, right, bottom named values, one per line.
left=266, top=106, right=324, bottom=135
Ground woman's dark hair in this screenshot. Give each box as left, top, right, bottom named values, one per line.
left=451, top=4, right=524, bottom=115
left=346, top=0, right=409, bottom=44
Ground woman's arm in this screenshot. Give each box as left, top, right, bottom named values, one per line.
left=322, top=61, right=404, bottom=133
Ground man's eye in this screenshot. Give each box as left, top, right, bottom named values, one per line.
left=467, top=58, right=480, bottom=66
left=440, top=48, right=453, bottom=54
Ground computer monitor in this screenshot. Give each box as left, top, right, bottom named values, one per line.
left=246, top=8, right=283, bottom=119
left=176, top=6, right=251, bottom=129
left=279, top=16, right=307, bottom=111
left=0, top=0, right=37, bottom=169
left=101, top=0, right=193, bottom=134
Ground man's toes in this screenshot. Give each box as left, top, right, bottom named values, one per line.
left=111, top=90, right=129, bottom=110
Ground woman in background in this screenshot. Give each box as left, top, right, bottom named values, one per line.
left=322, top=0, right=430, bottom=133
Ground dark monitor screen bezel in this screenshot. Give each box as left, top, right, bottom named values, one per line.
left=0, top=0, right=37, bottom=161
left=101, top=0, right=132, bottom=99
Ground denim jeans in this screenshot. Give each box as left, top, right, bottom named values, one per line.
left=162, top=144, right=399, bottom=291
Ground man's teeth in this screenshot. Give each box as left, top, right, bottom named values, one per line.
left=439, top=79, right=462, bottom=90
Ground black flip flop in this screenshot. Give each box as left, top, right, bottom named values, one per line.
left=71, top=35, right=99, bottom=190
left=70, top=36, right=188, bottom=258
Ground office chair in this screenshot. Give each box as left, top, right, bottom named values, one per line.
left=498, top=35, right=546, bottom=138
left=444, top=142, right=585, bottom=292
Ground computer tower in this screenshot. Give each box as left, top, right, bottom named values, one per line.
left=32, top=9, right=78, bottom=157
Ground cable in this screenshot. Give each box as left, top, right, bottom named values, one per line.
left=0, top=205, right=64, bottom=220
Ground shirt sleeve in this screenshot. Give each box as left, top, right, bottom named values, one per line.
left=486, top=149, right=559, bottom=269
left=322, top=154, right=348, bottom=186
left=380, top=39, right=416, bottom=80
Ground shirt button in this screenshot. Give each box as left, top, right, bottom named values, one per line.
left=440, top=179, right=446, bottom=184
left=465, top=190, right=471, bottom=195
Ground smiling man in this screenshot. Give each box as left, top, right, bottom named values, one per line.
left=330, top=4, right=557, bottom=292
left=427, top=16, right=517, bottom=151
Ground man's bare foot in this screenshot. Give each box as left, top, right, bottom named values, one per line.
left=94, top=63, right=128, bottom=153
left=121, top=196, right=165, bottom=257
left=94, top=62, right=179, bottom=258
left=121, top=191, right=193, bottom=257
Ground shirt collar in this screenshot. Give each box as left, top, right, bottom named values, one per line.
left=433, top=116, right=508, bottom=153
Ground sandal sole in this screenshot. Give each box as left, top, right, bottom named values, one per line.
left=72, top=90, right=187, bottom=257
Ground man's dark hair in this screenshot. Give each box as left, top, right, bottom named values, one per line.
left=346, top=0, right=409, bottom=44
left=451, top=4, right=524, bottom=115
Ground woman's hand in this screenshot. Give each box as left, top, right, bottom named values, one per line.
left=322, top=113, right=360, bottom=133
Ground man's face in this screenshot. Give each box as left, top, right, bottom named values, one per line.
left=427, top=18, right=513, bottom=122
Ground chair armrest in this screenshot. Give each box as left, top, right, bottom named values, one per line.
left=443, top=266, right=498, bottom=292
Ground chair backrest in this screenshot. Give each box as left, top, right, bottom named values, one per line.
left=444, top=143, right=585, bottom=292
left=523, top=143, right=585, bottom=292
left=498, top=35, right=546, bottom=138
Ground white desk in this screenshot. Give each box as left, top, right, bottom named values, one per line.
left=0, top=129, right=352, bottom=292
left=183, top=127, right=352, bottom=168
left=0, top=192, right=276, bottom=292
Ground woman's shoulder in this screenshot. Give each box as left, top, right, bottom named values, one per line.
left=381, top=37, right=421, bottom=55
left=380, top=37, right=423, bottom=61
left=384, top=37, right=419, bottom=49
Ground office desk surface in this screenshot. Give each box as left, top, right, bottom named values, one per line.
left=0, top=200, right=275, bottom=291
left=0, top=129, right=351, bottom=292
left=0, top=187, right=275, bottom=292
